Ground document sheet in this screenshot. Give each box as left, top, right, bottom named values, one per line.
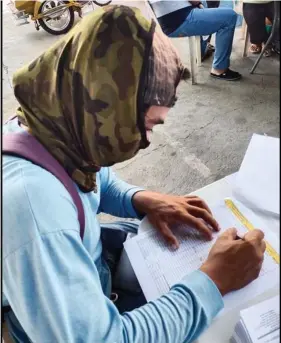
left=124, top=199, right=279, bottom=314
left=233, top=134, right=280, bottom=216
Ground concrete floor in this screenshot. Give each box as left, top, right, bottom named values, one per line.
left=2, top=1, right=280, bottom=200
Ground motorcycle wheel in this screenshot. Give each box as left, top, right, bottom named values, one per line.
left=38, top=0, right=75, bottom=35
left=92, top=0, right=112, bottom=6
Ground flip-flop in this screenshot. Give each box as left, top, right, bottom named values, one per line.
left=249, top=44, right=262, bottom=54
left=210, top=68, right=242, bottom=81
left=273, top=46, right=280, bottom=55
left=272, top=41, right=280, bottom=55
left=264, top=48, right=272, bottom=57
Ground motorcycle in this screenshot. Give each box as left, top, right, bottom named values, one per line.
left=7, top=0, right=112, bottom=35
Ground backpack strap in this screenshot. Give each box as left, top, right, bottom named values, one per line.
left=2, top=130, right=85, bottom=240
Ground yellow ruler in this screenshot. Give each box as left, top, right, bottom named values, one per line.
left=224, top=198, right=280, bottom=265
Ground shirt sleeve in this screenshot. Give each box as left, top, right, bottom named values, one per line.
left=3, top=166, right=224, bottom=343
left=4, top=234, right=223, bottom=343
left=99, top=167, right=144, bottom=219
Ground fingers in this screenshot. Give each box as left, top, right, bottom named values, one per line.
left=149, top=217, right=179, bottom=249
left=261, top=240, right=266, bottom=253
left=186, top=205, right=220, bottom=232
left=244, top=229, right=265, bottom=242
left=159, top=221, right=179, bottom=249
left=178, top=213, right=213, bottom=240
left=184, top=196, right=213, bottom=215
left=244, top=229, right=266, bottom=260
left=219, top=227, right=238, bottom=240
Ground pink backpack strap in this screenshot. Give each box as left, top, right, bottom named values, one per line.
left=3, top=130, right=85, bottom=240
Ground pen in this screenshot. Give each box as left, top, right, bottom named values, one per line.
left=235, top=234, right=243, bottom=240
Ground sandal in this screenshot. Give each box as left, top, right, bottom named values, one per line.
left=210, top=68, right=242, bottom=81
left=264, top=47, right=272, bottom=57
left=272, top=41, right=280, bottom=55
left=249, top=44, right=262, bottom=54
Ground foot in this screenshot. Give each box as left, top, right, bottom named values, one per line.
left=210, top=68, right=242, bottom=81
left=264, top=47, right=272, bottom=57
left=201, top=45, right=214, bottom=62
left=272, top=41, right=280, bottom=55
left=273, top=46, right=280, bottom=55
left=249, top=44, right=262, bottom=54
left=208, top=43, right=215, bottom=52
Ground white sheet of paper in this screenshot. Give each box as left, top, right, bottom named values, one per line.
left=124, top=200, right=279, bottom=315
left=240, top=295, right=280, bottom=343
left=233, top=134, right=280, bottom=216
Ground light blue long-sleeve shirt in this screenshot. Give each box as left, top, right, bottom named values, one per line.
left=3, top=119, right=224, bottom=343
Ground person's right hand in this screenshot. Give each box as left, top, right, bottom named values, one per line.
left=200, top=228, right=266, bottom=296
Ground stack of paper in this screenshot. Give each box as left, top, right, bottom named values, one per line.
left=233, top=134, right=280, bottom=216
left=231, top=295, right=280, bottom=343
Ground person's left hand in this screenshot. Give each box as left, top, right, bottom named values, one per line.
left=132, top=191, right=220, bottom=249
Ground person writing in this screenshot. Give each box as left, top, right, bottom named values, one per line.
left=3, top=6, right=265, bottom=343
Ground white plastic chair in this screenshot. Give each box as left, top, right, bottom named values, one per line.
left=233, top=0, right=250, bottom=57
left=144, top=1, right=201, bottom=85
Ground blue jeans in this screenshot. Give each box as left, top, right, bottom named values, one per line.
left=169, top=8, right=238, bottom=70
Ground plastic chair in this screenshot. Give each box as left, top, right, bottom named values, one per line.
left=233, top=0, right=250, bottom=57
left=144, top=1, right=201, bottom=85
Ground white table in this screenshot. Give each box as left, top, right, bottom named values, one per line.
left=184, top=174, right=279, bottom=343
left=119, top=173, right=279, bottom=343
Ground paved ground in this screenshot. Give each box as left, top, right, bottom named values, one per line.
left=3, top=1, right=280, bottom=201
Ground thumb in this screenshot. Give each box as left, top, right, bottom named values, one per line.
left=220, top=227, right=237, bottom=240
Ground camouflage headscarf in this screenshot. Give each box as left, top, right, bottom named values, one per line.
left=13, top=5, right=186, bottom=193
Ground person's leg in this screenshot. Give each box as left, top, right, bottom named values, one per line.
left=206, top=1, right=220, bottom=9
left=100, top=220, right=147, bottom=313
left=264, top=1, right=275, bottom=25
left=169, top=7, right=239, bottom=75
left=243, top=3, right=267, bottom=51
left=206, top=1, right=220, bottom=46
left=100, top=221, right=139, bottom=276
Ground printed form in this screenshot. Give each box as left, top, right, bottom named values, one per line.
left=124, top=199, right=279, bottom=314
left=232, top=295, right=280, bottom=343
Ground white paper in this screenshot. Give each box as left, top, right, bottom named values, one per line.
left=124, top=199, right=279, bottom=315
left=240, top=295, right=280, bottom=343
left=233, top=134, right=280, bottom=216
left=231, top=321, right=252, bottom=343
